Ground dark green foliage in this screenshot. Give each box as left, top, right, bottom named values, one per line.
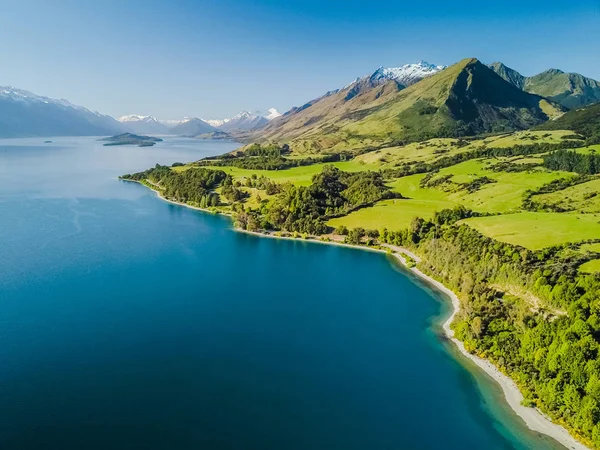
left=221, top=182, right=249, bottom=203
left=121, top=164, right=225, bottom=207
left=460, top=176, right=497, bottom=193
left=490, top=161, right=540, bottom=173
left=240, top=165, right=396, bottom=234
left=544, top=150, right=600, bottom=175
left=335, top=225, right=349, bottom=235
left=198, top=143, right=345, bottom=170
left=433, top=205, right=476, bottom=225
left=244, top=174, right=282, bottom=195
left=374, top=207, right=600, bottom=446
left=537, top=102, right=600, bottom=145
left=344, top=228, right=365, bottom=244
left=100, top=133, right=162, bottom=147
left=242, top=143, right=290, bottom=157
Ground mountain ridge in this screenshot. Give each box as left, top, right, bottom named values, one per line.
left=489, top=62, right=600, bottom=109
left=254, top=58, right=564, bottom=153
left=0, top=86, right=127, bottom=137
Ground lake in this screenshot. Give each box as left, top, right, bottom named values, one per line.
left=0, top=136, right=564, bottom=449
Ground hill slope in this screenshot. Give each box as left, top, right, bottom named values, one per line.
left=536, top=102, right=600, bottom=144
left=256, top=58, right=563, bottom=153
left=0, top=86, right=126, bottom=137
left=490, top=63, right=600, bottom=109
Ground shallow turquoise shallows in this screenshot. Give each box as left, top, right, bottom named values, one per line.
left=0, top=137, right=564, bottom=449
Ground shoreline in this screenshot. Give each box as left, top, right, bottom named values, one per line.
left=129, top=178, right=589, bottom=450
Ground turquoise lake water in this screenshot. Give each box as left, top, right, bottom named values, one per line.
left=0, top=137, right=565, bottom=449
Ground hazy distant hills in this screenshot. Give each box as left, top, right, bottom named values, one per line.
left=118, top=115, right=172, bottom=135
left=0, top=82, right=281, bottom=139
left=489, top=62, right=600, bottom=109
left=204, top=109, right=282, bottom=132
left=169, top=118, right=219, bottom=136
left=118, top=109, right=283, bottom=137
left=0, top=86, right=127, bottom=138
left=256, top=58, right=565, bottom=153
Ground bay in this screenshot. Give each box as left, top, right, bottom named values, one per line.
left=0, top=137, right=564, bottom=449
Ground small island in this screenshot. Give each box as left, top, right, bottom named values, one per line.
left=100, top=133, right=163, bottom=147
left=194, top=130, right=232, bottom=140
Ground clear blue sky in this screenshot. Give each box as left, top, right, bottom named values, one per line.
left=1, top=0, right=598, bottom=119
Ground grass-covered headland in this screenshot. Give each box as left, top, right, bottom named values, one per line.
left=121, top=132, right=600, bottom=448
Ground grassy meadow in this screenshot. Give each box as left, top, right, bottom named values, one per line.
left=460, top=212, right=600, bottom=250
left=172, top=129, right=599, bottom=263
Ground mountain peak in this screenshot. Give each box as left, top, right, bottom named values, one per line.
left=345, top=60, right=447, bottom=94
left=0, top=85, right=126, bottom=137
left=543, top=68, right=565, bottom=76
left=456, top=57, right=482, bottom=69
left=204, top=109, right=281, bottom=131
left=266, top=108, right=282, bottom=120
left=118, top=114, right=160, bottom=123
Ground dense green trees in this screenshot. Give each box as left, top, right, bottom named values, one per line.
left=544, top=149, right=600, bottom=174
left=537, top=102, right=600, bottom=145
left=197, top=143, right=345, bottom=170
left=121, top=165, right=226, bottom=207
left=234, top=165, right=396, bottom=234
left=375, top=206, right=600, bottom=446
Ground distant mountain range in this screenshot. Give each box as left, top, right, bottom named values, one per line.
left=0, top=83, right=281, bottom=138
left=204, top=109, right=282, bottom=131
left=256, top=58, right=566, bottom=152
left=118, top=115, right=172, bottom=135
left=489, top=62, right=600, bottom=109
left=118, top=109, right=282, bottom=136
left=0, top=86, right=127, bottom=138
left=1, top=59, right=599, bottom=141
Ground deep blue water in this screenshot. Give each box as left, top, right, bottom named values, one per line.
left=0, top=137, right=563, bottom=449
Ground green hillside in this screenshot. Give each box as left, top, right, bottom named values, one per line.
left=537, top=102, right=600, bottom=144
left=490, top=63, right=600, bottom=109
left=257, top=58, right=563, bottom=154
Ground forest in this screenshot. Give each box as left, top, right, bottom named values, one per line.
left=121, top=164, right=226, bottom=207
left=373, top=206, right=600, bottom=446
left=544, top=149, right=600, bottom=175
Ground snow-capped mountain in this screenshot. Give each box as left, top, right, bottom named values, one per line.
left=219, top=111, right=268, bottom=132
left=265, top=108, right=282, bottom=120
left=204, top=108, right=282, bottom=132
left=341, top=61, right=447, bottom=102
left=117, top=114, right=171, bottom=135
left=0, top=86, right=127, bottom=137
left=158, top=118, right=191, bottom=127
left=371, top=61, right=447, bottom=86
left=347, top=61, right=447, bottom=90
left=204, top=118, right=227, bottom=127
